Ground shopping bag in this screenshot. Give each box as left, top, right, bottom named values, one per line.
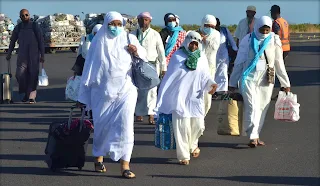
left=154, top=113, right=176, bottom=150
left=217, top=93, right=243, bottom=136
left=274, top=91, right=300, bottom=122
left=38, top=67, right=49, bottom=86
left=65, top=76, right=81, bottom=101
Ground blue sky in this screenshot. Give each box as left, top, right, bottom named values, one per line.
left=1, top=0, right=319, bottom=25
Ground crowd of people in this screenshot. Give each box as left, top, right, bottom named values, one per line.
left=6, top=5, right=292, bottom=179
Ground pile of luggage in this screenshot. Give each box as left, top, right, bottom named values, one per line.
left=83, top=13, right=138, bottom=34
left=0, top=13, right=15, bottom=47
left=32, top=13, right=86, bottom=44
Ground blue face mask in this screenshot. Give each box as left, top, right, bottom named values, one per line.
left=203, top=27, right=213, bottom=35
left=108, top=26, right=124, bottom=36
left=167, top=22, right=176, bottom=29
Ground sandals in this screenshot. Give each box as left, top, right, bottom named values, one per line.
left=122, top=169, right=136, bottom=179
left=94, top=162, right=107, bottom=173
left=148, top=115, right=155, bottom=125
left=192, top=148, right=201, bottom=158
left=29, top=99, right=36, bottom=104
left=248, top=139, right=266, bottom=148
left=179, top=160, right=190, bottom=165
left=136, top=116, right=143, bottom=122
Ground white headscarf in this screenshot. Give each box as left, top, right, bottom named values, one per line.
left=103, top=11, right=124, bottom=37
left=92, top=24, right=102, bottom=34
left=201, top=14, right=217, bottom=31
left=182, top=31, right=203, bottom=52
left=254, top=16, right=273, bottom=40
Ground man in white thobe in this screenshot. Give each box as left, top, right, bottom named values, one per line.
left=132, top=12, right=166, bottom=124
left=234, top=5, right=257, bottom=47
left=77, top=11, right=147, bottom=179
left=198, top=14, right=221, bottom=116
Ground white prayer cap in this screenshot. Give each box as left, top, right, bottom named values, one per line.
left=201, top=14, right=217, bottom=26
left=104, top=11, right=123, bottom=25
left=92, top=24, right=102, bottom=34
left=247, top=5, right=256, bottom=12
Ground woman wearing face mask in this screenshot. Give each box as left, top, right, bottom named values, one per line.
left=215, top=18, right=238, bottom=95
left=77, top=11, right=147, bottom=178
left=229, top=16, right=291, bottom=147
left=159, top=13, right=186, bottom=66
left=154, top=31, right=218, bottom=165
left=198, top=14, right=221, bottom=116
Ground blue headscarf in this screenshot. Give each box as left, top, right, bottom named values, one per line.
left=164, top=13, right=183, bottom=56
left=241, top=16, right=273, bottom=91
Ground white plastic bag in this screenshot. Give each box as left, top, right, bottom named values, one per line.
left=65, top=76, right=81, bottom=101
left=38, top=68, right=49, bottom=86
left=274, top=91, right=300, bottom=122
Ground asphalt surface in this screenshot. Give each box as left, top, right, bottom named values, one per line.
left=0, top=41, right=319, bottom=186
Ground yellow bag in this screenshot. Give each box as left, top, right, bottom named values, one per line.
left=217, top=97, right=243, bottom=136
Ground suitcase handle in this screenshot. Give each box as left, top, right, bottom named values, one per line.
left=7, top=59, right=11, bottom=76
left=67, top=106, right=86, bottom=132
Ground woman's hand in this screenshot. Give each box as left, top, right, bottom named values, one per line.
left=127, top=44, right=138, bottom=56
left=284, top=87, right=290, bottom=93
left=76, top=101, right=85, bottom=108
left=208, top=84, right=218, bottom=95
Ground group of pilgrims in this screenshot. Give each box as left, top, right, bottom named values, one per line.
left=72, top=8, right=291, bottom=179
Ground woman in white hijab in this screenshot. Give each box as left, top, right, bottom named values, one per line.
left=198, top=14, right=221, bottom=116
left=155, top=31, right=217, bottom=165
left=77, top=11, right=147, bottom=178
left=229, top=16, right=291, bottom=147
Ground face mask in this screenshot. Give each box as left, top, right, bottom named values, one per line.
left=167, top=22, right=176, bottom=28
left=260, top=33, right=269, bottom=39
left=203, top=27, right=213, bottom=35
left=108, top=26, right=124, bottom=36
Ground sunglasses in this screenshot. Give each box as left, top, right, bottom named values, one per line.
left=21, top=14, right=29, bottom=17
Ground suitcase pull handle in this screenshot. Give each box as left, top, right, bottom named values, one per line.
left=67, top=106, right=86, bottom=132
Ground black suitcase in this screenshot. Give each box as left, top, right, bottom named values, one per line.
left=45, top=106, right=93, bottom=171
left=0, top=59, right=13, bottom=104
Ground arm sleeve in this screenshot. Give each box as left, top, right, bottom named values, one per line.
left=8, top=25, right=19, bottom=55
left=227, top=28, right=238, bottom=51
left=234, top=20, right=242, bottom=39
left=206, top=31, right=220, bottom=51
left=229, top=35, right=250, bottom=87
left=274, top=36, right=291, bottom=88
left=272, top=22, right=281, bottom=35
left=35, top=23, right=45, bottom=57
left=155, top=32, right=167, bottom=72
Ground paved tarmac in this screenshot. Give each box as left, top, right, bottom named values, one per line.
left=0, top=41, right=319, bottom=186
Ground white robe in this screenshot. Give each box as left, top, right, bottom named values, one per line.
left=78, top=27, right=147, bottom=161
left=154, top=49, right=215, bottom=161
left=229, top=33, right=290, bottom=139
left=202, top=29, right=221, bottom=116
left=154, top=49, right=215, bottom=118
left=215, top=27, right=238, bottom=92
left=131, top=28, right=166, bottom=116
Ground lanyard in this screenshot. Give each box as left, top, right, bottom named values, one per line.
left=138, top=29, right=150, bottom=45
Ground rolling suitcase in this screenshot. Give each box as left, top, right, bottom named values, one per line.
left=0, top=59, right=13, bottom=104
left=44, top=106, right=94, bottom=171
